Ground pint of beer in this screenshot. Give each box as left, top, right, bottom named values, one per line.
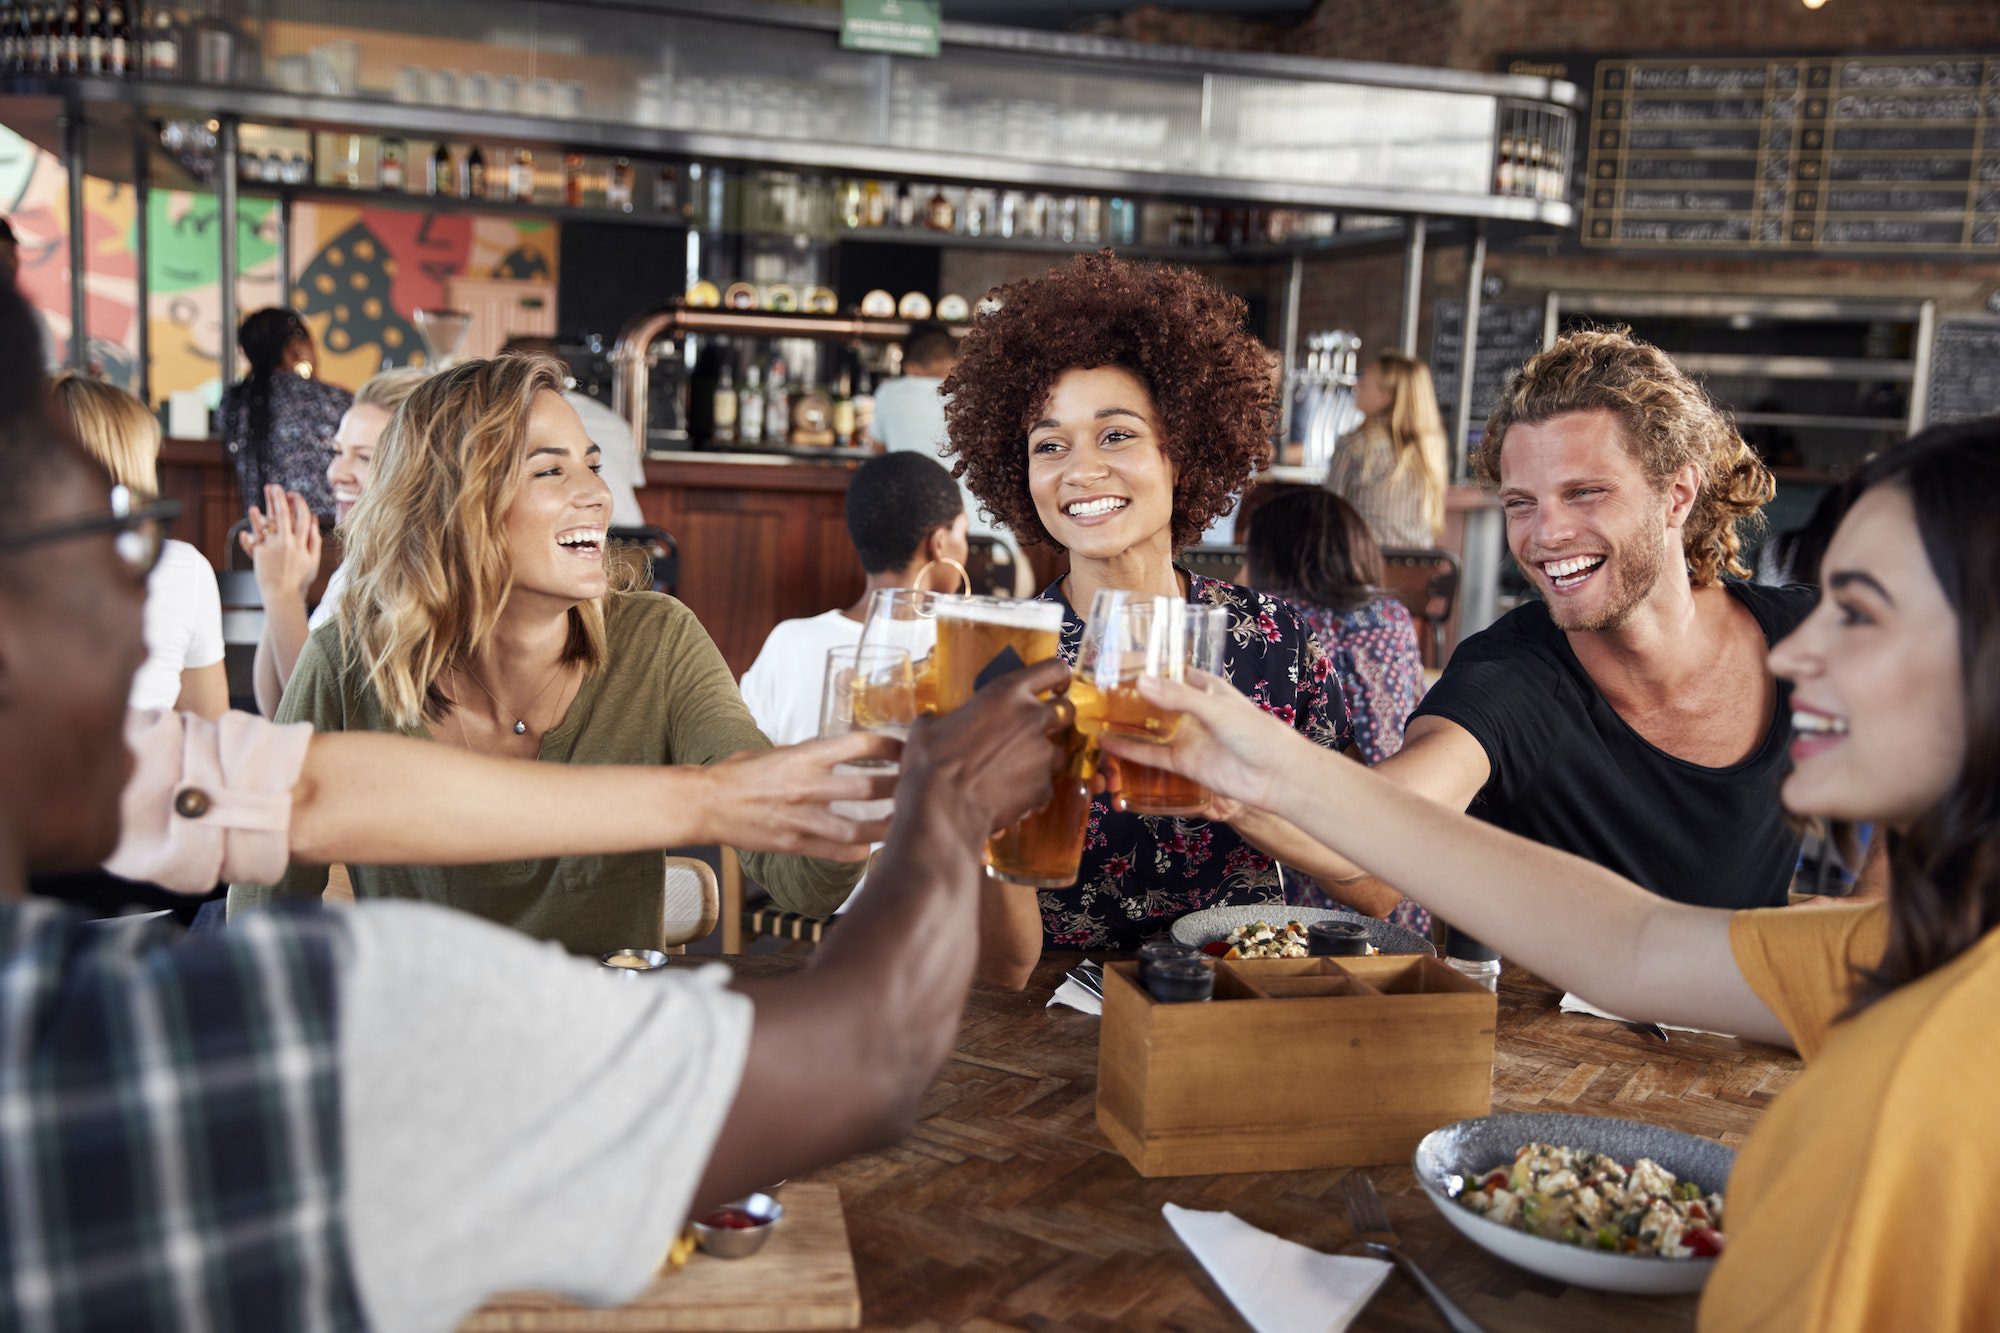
left=1073, top=595, right=1227, bottom=817
left=933, top=597, right=1086, bottom=888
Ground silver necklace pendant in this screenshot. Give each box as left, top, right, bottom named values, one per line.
left=512, top=720, right=528, bottom=735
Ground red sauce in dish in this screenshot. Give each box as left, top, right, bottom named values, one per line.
left=699, top=1209, right=763, bottom=1230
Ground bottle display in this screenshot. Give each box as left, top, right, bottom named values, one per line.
left=737, top=364, right=765, bottom=446
left=607, top=157, right=634, bottom=212
left=464, top=144, right=485, bottom=199
left=711, top=364, right=737, bottom=445
left=378, top=136, right=405, bottom=191
left=511, top=147, right=534, bottom=203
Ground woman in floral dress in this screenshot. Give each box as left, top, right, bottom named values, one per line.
left=942, top=253, right=1350, bottom=985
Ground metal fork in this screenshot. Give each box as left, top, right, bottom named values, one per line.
left=1339, top=1171, right=1486, bottom=1333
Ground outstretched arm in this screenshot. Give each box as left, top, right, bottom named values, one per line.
left=1103, top=673, right=1790, bottom=1046
left=694, top=660, right=1071, bottom=1207
left=290, top=729, right=899, bottom=868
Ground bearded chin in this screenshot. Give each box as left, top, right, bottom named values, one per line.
left=1548, top=527, right=1669, bottom=634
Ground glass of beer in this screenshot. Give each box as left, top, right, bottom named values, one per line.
left=859, top=587, right=942, bottom=715
left=819, top=645, right=916, bottom=823
left=933, top=596, right=1087, bottom=888
left=1072, top=593, right=1228, bottom=817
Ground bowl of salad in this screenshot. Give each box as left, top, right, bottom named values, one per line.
left=1168, top=905, right=1434, bottom=959
left=1414, top=1111, right=1733, bottom=1295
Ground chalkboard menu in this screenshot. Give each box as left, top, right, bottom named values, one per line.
left=1431, top=299, right=1544, bottom=442
left=1580, top=54, right=2000, bottom=255
left=1926, top=319, right=2000, bottom=424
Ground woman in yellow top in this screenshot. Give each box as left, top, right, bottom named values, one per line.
left=1108, top=415, right=1999, bottom=1332
left=1325, top=353, right=1450, bottom=548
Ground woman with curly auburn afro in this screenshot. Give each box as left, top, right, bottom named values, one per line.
left=942, top=253, right=1353, bottom=987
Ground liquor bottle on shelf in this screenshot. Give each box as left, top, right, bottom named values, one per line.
left=104, top=0, right=128, bottom=75
left=925, top=184, right=954, bottom=233
left=851, top=372, right=875, bottom=449
left=427, top=141, right=450, bottom=196
left=765, top=357, right=789, bottom=444
left=1057, top=194, right=1078, bottom=244
left=1526, top=138, right=1544, bottom=199
left=1080, top=195, right=1103, bottom=246
left=832, top=373, right=855, bottom=449
left=737, top=364, right=765, bottom=447
left=562, top=153, right=584, bottom=208
left=59, top=1, right=80, bottom=73
left=963, top=188, right=988, bottom=238
left=838, top=178, right=863, bottom=230
left=607, top=157, right=634, bottom=212
left=18, top=5, right=37, bottom=72
left=511, top=147, right=534, bottom=204
left=239, top=147, right=262, bottom=182
left=379, top=137, right=405, bottom=191
left=1027, top=193, right=1051, bottom=240
left=82, top=0, right=101, bottom=72
left=1495, top=135, right=1515, bottom=194
left=1, top=6, right=16, bottom=71
left=894, top=182, right=917, bottom=230
left=997, top=190, right=1019, bottom=240
left=464, top=144, right=485, bottom=200
left=862, top=178, right=886, bottom=228
left=337, top=134, right=361, bottom=188
left=711, top=363, right=737, bottom=446
left=142, top=1, right=175, bottom=77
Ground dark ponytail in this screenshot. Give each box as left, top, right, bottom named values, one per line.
left=1845, top=418, right=2000, bottom=1013
left=233, top=308, right=309, bottom=500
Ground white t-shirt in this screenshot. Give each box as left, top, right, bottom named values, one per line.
left=737, top=610, right=864, bottom=746
left=128, top=539, right=226, bottom=711
left=565, top=391, right=647, bottom=529
left=332, top=902, right=752, bottom=1331
left=308, top=558, right=350, bottom=633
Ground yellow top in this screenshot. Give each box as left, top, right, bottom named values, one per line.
left=1701, top=902, right=2000, bottom=1331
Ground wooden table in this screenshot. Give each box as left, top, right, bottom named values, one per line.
left=727, top=954, right=1800, bottom=1332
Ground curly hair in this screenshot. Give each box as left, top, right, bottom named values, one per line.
left=1475, top=327, right=1773, bottom=585
left=941, top=252, right=1275, bottom=552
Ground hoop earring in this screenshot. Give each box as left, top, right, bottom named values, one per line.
left=914, top=557, right=970, bottom=595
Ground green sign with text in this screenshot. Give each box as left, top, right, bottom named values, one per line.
left=840, top=0, right=941, bottom=58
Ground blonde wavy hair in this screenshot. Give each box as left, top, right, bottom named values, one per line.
left=1475, top=327, right=1773, bottom=586
left=337, top=353, right=632, bottom=728
left=1368, top=353, right=1450, bottom=537
left=47, top=372, right=162, bottom=498
left=353, top=365, right=430, bottom=415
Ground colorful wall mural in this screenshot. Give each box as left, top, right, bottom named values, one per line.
left=0, top=123, right=557, bottom=406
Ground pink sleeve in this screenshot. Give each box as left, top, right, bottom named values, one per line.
left=103, top=710, right=314, bottom=891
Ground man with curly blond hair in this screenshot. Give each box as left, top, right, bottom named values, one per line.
left=1277, top=327, right=1824, bottom=918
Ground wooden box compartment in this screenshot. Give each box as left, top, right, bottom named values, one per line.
left=1095, top=955, right=1497, bottom=1178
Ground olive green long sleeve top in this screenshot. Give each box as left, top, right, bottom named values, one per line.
left=227, top=591, right=861, bottom=954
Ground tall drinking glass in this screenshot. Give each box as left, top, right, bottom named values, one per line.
left=932, top=596, right=1086, bottom=888
left=859, top=587, right=943, bottom=715
left=1073, top=593, right=1228, bottom=817
left=819, top=645, right=916, bottom=823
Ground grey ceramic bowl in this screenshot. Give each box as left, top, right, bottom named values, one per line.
left=1169, top=904, right=1436, bottom=957
left=1414, top=1112, right=1735, bottom=1295
left=691, top=1192, right=785, bottom=1259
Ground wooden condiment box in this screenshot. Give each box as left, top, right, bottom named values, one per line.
left=1096, top=955, right=1497, bottom=1177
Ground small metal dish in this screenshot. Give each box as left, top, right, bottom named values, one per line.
left=691, top=1193, right=785, bottom=1259
left=599, top=949, right=670, bottom=975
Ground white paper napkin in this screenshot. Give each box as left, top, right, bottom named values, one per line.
left=1559, top=992, right=1736, bottom=1039
left=1046, top=976, right=1102, bottom=1016
left=1165, top=1204, right=1391, bottom=1333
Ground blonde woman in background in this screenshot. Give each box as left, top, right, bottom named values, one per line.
left=1326, top=352, right=1451, bottom=548
left=48, top=372, right=227, bottom=719
left=242, top=366, right=429, bottom=715
left=228, top=353, right=863, bottom=953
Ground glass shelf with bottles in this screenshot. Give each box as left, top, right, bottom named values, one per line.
left=672, top=332, right=922, bottom=459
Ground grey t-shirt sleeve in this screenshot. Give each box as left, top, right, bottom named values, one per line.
left=334, top=902, right=753, bottom=1332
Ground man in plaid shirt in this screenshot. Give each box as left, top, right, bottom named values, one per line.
left=0, top=284, right=1072, bottom=1331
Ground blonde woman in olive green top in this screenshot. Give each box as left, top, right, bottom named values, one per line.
left=228, top=354, right=859, bottom=951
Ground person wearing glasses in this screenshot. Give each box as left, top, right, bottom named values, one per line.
left=48, top=372, right=229, bottom=720
left=0, top=281, right=1076, bottom=1331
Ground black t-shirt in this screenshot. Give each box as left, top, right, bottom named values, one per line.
left=1412, top=581, right=1817, bottom=910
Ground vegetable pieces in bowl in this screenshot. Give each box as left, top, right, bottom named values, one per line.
left=1456, top=1142, right=1725, bottom=1259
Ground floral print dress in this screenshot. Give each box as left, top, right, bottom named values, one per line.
left=1283, top=592, right=1433, bottom=936
left=1034, top=572, right=1350, bottom=952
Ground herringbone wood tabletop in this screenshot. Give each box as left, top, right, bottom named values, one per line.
left=728, top=954, right=1798, bottom=1332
